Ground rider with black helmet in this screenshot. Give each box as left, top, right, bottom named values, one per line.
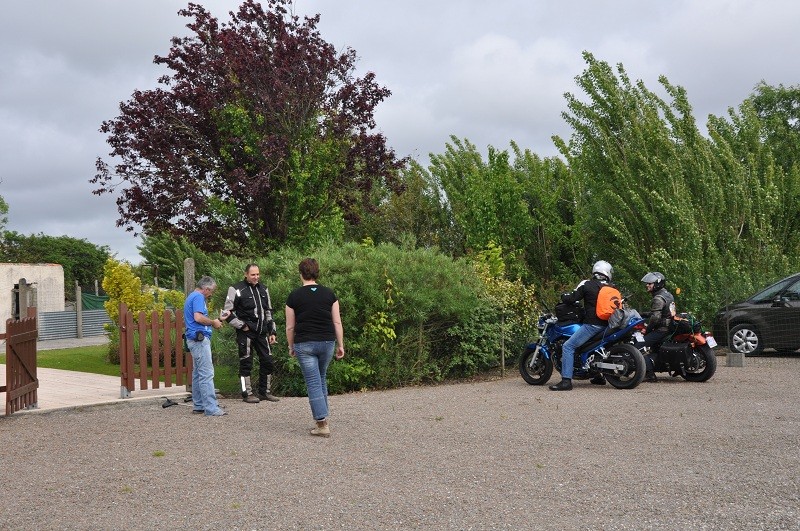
left=639, top=271, right=675, bottom=382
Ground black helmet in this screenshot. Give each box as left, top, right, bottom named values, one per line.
left=592, top=260, right=613, bottom=281
left=641, top=271, right=666, bottom=291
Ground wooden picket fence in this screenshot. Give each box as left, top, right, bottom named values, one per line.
left=118, top=303, right=192, bottom=398
left=1, top=308, right=39, bottom=415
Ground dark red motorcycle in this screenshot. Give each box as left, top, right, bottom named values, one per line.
left=637, top=314, right=717, bottom=382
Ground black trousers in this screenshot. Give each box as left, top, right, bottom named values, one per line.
left=637, top=330, right=670, bottom=372
left=236, top=331, right=274, bottom=393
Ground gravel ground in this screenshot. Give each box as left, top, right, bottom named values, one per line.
left=1, top=354, right=799, bottom=530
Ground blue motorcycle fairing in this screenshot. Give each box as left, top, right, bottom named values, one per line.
left=554, top=323, right=582, bottom=335
left=525, top=317, right=645, bottom=368
left=586, top=317, right=645, bottom=348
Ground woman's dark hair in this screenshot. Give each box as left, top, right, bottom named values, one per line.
left=299, top=258, right=319, bottom=281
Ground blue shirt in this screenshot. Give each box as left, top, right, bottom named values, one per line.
left=184, top=290, right=212, bottom=340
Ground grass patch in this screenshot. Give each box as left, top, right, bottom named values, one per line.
left=0, top=345, right=120, bottom=377
left=214, top=364, right=239, bottom=396
left=0, top=344, right=240, bottom=395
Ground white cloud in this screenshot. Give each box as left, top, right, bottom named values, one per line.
left=2, top=0, right=800, bottom=263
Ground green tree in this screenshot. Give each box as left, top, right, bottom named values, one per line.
left=137, top=231, right=224, bottom=287
left=101, top=257, right=185, bottom=364
left=356, top=160, right=461, bottom=254
left=0, top=232, right=110, bottom=297
left=92, top=0, right=403, bottom=255
left=553, top=53, right=731, bottom=314
left=748, top=82, right=800, bottom=259
left=0, top=194, right=8, bottom=233
left=706, top=97, right=800, bottom=300
left=552, top=52, right=798, bottom=319
left=511, top=144, right=582, bottom=291
left=427, top=137, right=536, bottom=280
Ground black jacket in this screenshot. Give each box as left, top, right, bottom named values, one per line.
left=646, top=288, right=675, bottom=332
left=223, top=280, right=277, bottom=337
left=561, top=277, right=613, bottom=326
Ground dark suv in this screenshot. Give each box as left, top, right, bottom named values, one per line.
left=712, top=273, right=800, bottom=356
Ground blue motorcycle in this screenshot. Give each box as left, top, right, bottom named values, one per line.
left=519, top=303, right=647, bottom=389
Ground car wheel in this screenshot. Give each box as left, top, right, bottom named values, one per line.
left=729, top=324, right=763, bottom=356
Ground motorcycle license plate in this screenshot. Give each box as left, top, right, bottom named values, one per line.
left=706, top=335, right=718, bottom=348
left=634, top=332, right=645, bottom=342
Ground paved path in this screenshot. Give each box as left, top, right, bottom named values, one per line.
left=1, top=336, right=188, bottom=414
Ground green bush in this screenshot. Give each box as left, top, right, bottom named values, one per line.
left=207, top=240, right=535, bottom=396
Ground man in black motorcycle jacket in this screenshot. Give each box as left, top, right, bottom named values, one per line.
left=639, top=271, right=676, bottom=382
left=222, top=263, right=279, bottom=403
left=548, top=260, right=615, bottom=391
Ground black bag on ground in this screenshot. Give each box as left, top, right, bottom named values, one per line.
left=555, top=302, right=584, bottom=324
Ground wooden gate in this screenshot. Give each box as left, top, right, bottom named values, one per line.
left=1, top=308, right=38, bottom=415
left=118, top=303, right=192, bottom=398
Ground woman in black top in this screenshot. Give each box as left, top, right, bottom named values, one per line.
left=285, top=258, right=345, bottom=437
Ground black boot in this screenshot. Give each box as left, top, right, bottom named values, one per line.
left=645, top=371, right=658, bottom=382
left=590, top=375, right=606, bottom=385
left=549, top=378, right=573, bottom=391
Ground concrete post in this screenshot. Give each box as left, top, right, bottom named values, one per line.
left=18, top=278, right=29, bottom=319
left=183, top=258, right=195, bottom=295
left=726, top=351, right=745, bottom=367
left=76, top=281, right=83, bottom=338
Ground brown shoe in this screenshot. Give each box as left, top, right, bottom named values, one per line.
left=310, top=420, right=330, bottom=438
left=255, top=391, right=280, bottom=402
left=243, top=394, right=260, bottom=403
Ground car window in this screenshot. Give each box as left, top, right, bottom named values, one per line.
left=783, top=279, right=800, bottom=301
left=750, top=276, right=799, bottom=303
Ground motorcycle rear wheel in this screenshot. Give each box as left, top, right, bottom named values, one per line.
left=681, top=344, right=717, bottom=382
left=519, top=346, right=554, bottom=385
left=603, top=343, right=646, bottom=389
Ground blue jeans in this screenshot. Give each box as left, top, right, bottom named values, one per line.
left=560, top=324, right=604, bottom=379
left=187, top=337, right=223, bottom=416
left=294, top=341, right=335, bottom=421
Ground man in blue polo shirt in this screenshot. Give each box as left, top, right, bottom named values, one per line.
left=184, top=275, right=226, bottom=416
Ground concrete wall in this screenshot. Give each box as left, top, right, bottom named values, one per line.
left=1, top=263, right=65, bottom=334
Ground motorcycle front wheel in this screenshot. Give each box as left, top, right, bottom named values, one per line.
left=603, top=343, right=646, bottom=389
left=681, top=344, right=717, bottom=382
left=519, top=346, right=554, bottom=385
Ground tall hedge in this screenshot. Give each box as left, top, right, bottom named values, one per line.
left=208, top=240, right=536, bottom=395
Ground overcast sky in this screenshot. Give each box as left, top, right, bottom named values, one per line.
left=2, top=1, right=799, bottom=263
